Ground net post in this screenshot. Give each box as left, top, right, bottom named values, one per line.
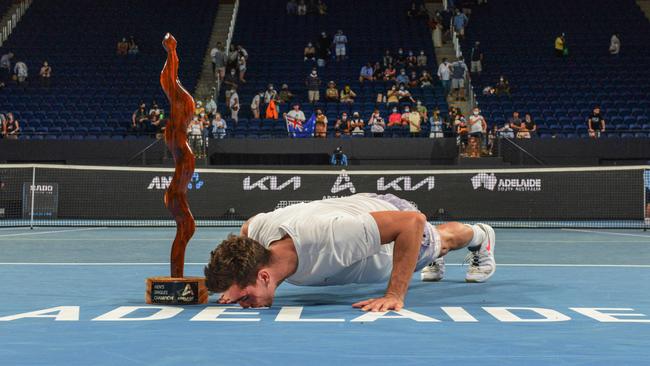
left=29, top=165, right=35, bottom=229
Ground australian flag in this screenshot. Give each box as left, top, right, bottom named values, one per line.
left=287, top=113, right=316, bottom=138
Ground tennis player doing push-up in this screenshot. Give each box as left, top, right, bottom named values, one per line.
left=205, top=193, right=496, bottom=312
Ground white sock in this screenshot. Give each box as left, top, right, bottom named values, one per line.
left=465, top=224, right=486, bottom=251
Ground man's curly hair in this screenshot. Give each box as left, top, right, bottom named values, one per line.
left=204, top=235, right=271, bottom=293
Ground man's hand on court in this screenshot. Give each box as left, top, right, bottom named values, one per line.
left=352, top=294, right=404, bottom=312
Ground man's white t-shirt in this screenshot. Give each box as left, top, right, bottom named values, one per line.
left=247, top=194, right=398, bottom=286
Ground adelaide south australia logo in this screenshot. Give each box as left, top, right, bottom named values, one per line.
left=471, top=173, right=542, bottom=192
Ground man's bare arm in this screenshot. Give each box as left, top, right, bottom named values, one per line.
left=352, top=211, right=426, bottom=312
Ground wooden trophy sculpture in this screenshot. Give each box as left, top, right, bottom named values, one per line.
left=145, top=33, right=208, bottom=304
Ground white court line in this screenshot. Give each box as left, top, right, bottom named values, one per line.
left=0, top=262, right=648, bottom=268
left=0, top=227, right=105, bottom=237
left=562, top=228, right=650, bottom=239
left=0, top=227, right=31, bottom=231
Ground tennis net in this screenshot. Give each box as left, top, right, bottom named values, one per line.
left=0, top=164, right=648, bottom=228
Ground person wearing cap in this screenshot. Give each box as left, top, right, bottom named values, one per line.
left=305, top=69, right=321, bottom=103
left=278, top=84, right=294, bottom=104
left=325, top=81, right=339, bottom=102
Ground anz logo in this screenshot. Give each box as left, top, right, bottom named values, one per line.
left=147, top=173, right=204, bottom=190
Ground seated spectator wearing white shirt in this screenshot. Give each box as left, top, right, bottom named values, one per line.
left=368, top=109, right=385, bottom=137
left=284, top=103, right=306, bottom=136
left=211, top=113, right=228, bottom=139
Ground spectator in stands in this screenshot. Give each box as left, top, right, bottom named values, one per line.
left=416, top=100, right=428, bottom=121
left=419, top=70, right=434, bottom=88
left=116, top=39, right=128, bottom=56
left=406, top=51, right=417, bottom=69
left=284, top=103, right=306, bottom=135
left=388, top=107, right=403, bottom=127
left=523, top=113, right=536, bottom=137
left=250, top=91, right=262, bottom=119
left=368, top=109, right=385, bottom=137
left=407, top=106, right=422, bottom=137
left=334, top=112, right=350, bottom=137
left=279, top=84, right=294, bottom=104
left=316, top=32, right=331, bottom=67
left=317, top=0, right=328, bottom=15
left=386, top=85, right=400, bottom=105
left=588, top=106, right=606, bottom=138
left=382, top=50, right=393, bottom=67
left=340, top=85, right=356, bottom=104
left=333, top=30, right=348, bottom=62
left=314, top=109, right=328, bottom=138
left=508, top=111, right=522, bottom=134
left=229, top=86, right=240, bottom=122
left=417, top=50, right=427, bottom=68
left=297, top=0, right=307, bottom=15
left=200, top=113, right=210, bottom=140
left=350, top=112, right=365, bottom=137
left=39, top=61, right=52, bottom=87
left=451, top=56, right=468, bottom=101
left=238, top=54, right=247, bottom=83
left=149, top=101, right=162, bottom=120
left=468, top=107, right=487, bottom=144
left=395, top=48, right=406, bottom=68
left=554, top=33, right=566, bottom=57
left=396, top=69, right=409, bottom=84
left=128, top=36, right=139, bottom=55
left=223, top=68, right=239, bottom=98
left=2, top=112, right=19, bottom=139
left=189, top=116, right=204, bottom=157
left=383, top=63, right=396, bottom=81
left=429, top=108, right=444, bottom=138
left=455, top=116, right=469, bottom=149
left=195, top=101, right=205, bottom=117
left=452, top=9, right=469, bottom=40
left=211, top=113, right=227, bottom=139
left=305, top=69, right=321, bottom=103
left=205, top=93, right=217, bottom=119
left=398, top=84, right=416, bottom=104
left=372, top=62, right=383, bottom=80
left=498, top=121, right=515, bottom=139
left=437, top=58, right=451, bottom=96
left=13, top=60, right=28, bottom=86
left=211, top=43, right=226, bottom=80
left=287, top=0, right=298, bottom=14
left=149, top=102, right=163, bottom=138
left=304, top=42, right=316, bottom=61
left=609, top=33, right=620, bottom=55
left=227, top=45, right=238, bottom=70
left=132, top=102, right=149, bottom=134
left=429, top=12, right=443, bottom=48
left=495, top=75, right=510, bottom=96
left=408, top=71, right=419, bottom=88
left=325, top=81, right=339, bottom=102
left=236, top=45, right=249, bottom=60
left=359, top=62, right=374, bottom=83
left=470, top=41, right=483, bottom=76
left=263, top=84, right=278, bottom=104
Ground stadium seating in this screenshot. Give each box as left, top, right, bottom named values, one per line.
left=461, top=0, right=650, bottom=138
left=0, top=0, right=217, bottom=139
left=229, top=0, right=446, bottom=137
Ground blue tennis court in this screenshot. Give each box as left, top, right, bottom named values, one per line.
left=1, top=227, right=649, bottom=365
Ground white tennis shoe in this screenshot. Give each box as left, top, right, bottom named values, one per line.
left=420, top=257, right=445, bottom=282
left=465, top=223, right=496, bottom=283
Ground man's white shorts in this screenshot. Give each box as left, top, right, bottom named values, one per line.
left=335, top=45, right=346, bottom=56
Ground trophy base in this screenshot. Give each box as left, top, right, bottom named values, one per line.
left=145, top=276, right=209, bottom=304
